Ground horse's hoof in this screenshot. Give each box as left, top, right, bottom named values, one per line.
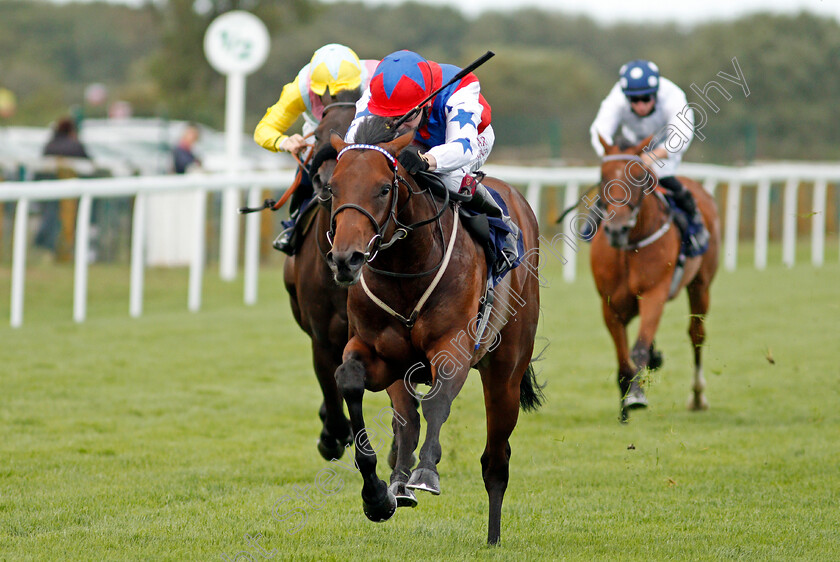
left=406, top=467, right=441, bottom=495
left=623, top=383, right=648, bottom=410
left=623, top=393, right=649, bottom=410
left=316, top=438, right=345, bottom=461
left=362, top=488, right=397, bottom=522
left=687, top=394, right=709, bottom=411
left=389, top=481, right=418, bottom=508
left=317, top=430, right=352, bottom=461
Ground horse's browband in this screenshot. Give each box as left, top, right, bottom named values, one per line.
left=337, top=144, right=397, bottom=169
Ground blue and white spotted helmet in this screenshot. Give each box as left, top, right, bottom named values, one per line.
left=619, top=60, right=660, bottom=96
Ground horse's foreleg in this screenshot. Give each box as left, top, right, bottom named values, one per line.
left=313, top=341, right=352, bottom=461
left=686, top=280, right=711, bottom=411
left=601, top=299, right=635, bottom=421
left=407, top=356, right=470, bottom=496
left=335, top=341, right=396, bottom=522
left=625, top=290, right=668, bottom=415
left=385, top=381, right=421, bottom=508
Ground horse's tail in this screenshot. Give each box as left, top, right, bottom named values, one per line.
left=519, top=362, right=546, bottom=412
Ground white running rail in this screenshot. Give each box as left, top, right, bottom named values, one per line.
left=1, top=163, right=837, bottom=327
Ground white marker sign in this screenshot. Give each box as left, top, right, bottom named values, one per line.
left=204, top=10, right=270, bottom=76
left=204, top=11, right=271, bottom=283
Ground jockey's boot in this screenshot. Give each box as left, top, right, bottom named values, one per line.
left=660, top=176, right=709, bottom=253
left=271, top=184, right=313, bottom=256
left=468, top=183, right=521, bottom=273
left=272, top=210, right=299, bottom=256
left=579, top=197, right=607, bottom=242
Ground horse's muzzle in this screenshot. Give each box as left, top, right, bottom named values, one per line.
left=326, top=249, right=365, bottom=285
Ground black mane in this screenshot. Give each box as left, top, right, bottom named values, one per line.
left=332, top=88, right=361, bottom=103
left=355, top=115, right=399, bottom=145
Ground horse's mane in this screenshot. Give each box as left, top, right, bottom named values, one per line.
left=355, top=115, right=399, bottom=145
left=332, top=88, right=361, bottom=103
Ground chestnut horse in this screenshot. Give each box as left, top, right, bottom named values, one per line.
left=283, top=93, right=418, bottom=468
left=590, top=136, right=719, bottom=422
left=325, top=117, right=543, bottom=545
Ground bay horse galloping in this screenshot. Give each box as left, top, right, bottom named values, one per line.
left=325, top=117, right=542, bottom=545
left=282, top=94, right=356, bottom=460
left=283, top=92, right=416, bottom=470
left=591, top=135, right=719, bottom=422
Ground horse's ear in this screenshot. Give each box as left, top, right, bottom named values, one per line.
left=330, top=131, right=347, bottom=152
left=635, top=135, right=655, bottom=155
left=598, top=134, right=615, bottom=154
left=386, top=129, right=416, bottom=155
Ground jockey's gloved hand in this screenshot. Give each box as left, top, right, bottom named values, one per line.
left=398, top=147, right=429, bottom=174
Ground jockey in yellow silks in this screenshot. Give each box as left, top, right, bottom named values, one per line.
left=254, top=44, right=378, bottom=254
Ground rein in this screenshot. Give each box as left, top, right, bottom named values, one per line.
left=239, top=102, right=356, bottom=215
left=321, top=101, right=357, bottom=116
left=238, top=131, right=316, bottom=214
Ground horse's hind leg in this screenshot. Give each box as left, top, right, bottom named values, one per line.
left=385, top=382, right=421, bottom=508
left=313, top=342, right=352, bottom=460
left=648, top=340, right=664, bottom=370
left=478, top=360, right=524, bottom=545
left=686, top=280, right=710, bottom=411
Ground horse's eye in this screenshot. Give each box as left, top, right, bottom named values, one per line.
left=379, top=184, right=391, bottom=197
left=324, top=183, right=333, bottom=194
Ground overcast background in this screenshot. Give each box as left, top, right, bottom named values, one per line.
left=54, top=0, right=840, bottom=24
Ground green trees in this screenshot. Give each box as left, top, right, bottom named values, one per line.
left=1, top=0, right=838, bottom=163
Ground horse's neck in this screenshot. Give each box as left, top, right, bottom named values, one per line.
left=372, top=193, right=448, bottom=276
left=631, top=191, right=668, bottom=241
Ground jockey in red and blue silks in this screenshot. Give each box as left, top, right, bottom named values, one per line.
left=345, top=49, right=520, bottom=276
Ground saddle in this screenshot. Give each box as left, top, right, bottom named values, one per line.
left=656, top=188, right=710, bottom=298
left=415, top=171, right=520, bottom=284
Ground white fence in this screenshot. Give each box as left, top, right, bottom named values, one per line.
left=1, top=171, right=294, bottom=327
left=1, top=163, right=837, bottom=327
left=484, top=161, right=839, bottom=283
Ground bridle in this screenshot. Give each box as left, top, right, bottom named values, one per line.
left=326, top=142, right=461, bottom=329
left=327, top=143, right=449, bottom=267
left=327, top=144, right=404, bottom=262
left=600, top=153, right=672, bottom=250
left=320, top=101, right=357, bottom=118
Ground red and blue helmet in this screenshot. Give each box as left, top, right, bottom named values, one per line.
left=619, top=60, right=660, bottom=97
left=368, top=50, right=434, bottom=117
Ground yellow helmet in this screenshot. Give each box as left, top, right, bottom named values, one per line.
left=309, top=44, right=363, bottom=96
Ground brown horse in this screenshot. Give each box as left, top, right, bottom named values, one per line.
left=282, top=95, right=355, bottom=460
left=324, top=116, right=543, bottom=545
left=590, top=135, right=720, bottom=422
left=283, top=92, right=418, bottom=468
